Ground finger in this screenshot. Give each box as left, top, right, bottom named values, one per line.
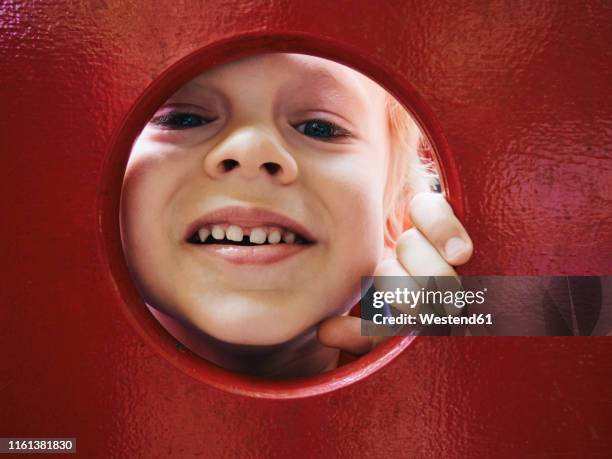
left=373, top=257, right=409, bottom=296
left=396, top=228, right=458, bottom=278
left=409, top=192, right=473, bottom=266
left=317, top=316, right=387, bottom=355
left=396, top=228, right=462, bottom=315
left=373, top=257, right=424, bottom=315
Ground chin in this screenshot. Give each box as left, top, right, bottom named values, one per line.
left=202, top=315, right=313, bottom=347
left=180, top=290, right=321, bottom=346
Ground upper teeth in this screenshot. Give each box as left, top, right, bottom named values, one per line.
left=198, top=227, right=211, bottom=242
left=226, top=225, right=243, bottom=242
left=267, top=229, right=281, bottom=244
left=249, top=228, right=267, bottom=244
left=197, top=225, right=298, bottom=244
left=211, top=225, right=225, bottom=240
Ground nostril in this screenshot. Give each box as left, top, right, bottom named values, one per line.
left=262, top=162, right=280, bottom=175
left=220, top=159, right=239, bottom=172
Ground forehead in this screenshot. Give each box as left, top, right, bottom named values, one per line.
left=180, top=53, right=386, bottom=105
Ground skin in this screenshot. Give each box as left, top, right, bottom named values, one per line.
left=121, top=53, right=473, bottom=377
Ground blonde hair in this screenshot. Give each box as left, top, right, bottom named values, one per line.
left=383, top=95, right=437, bottom=247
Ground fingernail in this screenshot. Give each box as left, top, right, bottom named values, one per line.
left=445, top=237, right=466, bottom=260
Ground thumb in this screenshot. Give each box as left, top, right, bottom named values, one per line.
left=317, top=315, right=388, bottom=355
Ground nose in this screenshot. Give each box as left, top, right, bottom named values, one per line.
left=203, top=127, right=298, bottom=185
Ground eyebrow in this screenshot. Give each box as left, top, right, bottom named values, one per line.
left=297, top=66, right=346, bottom=88
left=291, top=63, right=366, bottom=96
left=281, top=62, right=371, bottom=117
left=170, top=80, right=223, bottom=100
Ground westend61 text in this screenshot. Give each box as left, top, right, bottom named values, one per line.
left=373, top=312, right=493, bottom=326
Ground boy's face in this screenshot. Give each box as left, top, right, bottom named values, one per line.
left=121, top=54, right=390, bottom=345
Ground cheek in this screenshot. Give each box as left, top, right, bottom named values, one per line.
left=120, top=145, right=189, bottom=298
left=316, top=153, right=387, bottom=236
left=305, top=152, right=388, bottom=286
left=120, top=161, right=166, bottom=297
left=121, top=138, right=193, bottom=235
left=121, top=157, right=166, bottom=244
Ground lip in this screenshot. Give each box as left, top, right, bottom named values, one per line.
left=184, top=206, right=317, bottom=243
left=195, top=243, right=310, bottom=265
left=183, top=206, right=317, bottom=265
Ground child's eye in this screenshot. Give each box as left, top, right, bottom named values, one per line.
left=150, top=112, right=215, bottom=130
left=294, top=119, right=351, bottom=141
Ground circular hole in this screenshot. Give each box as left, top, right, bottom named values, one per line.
left=98, top=35, right=463, bottom=399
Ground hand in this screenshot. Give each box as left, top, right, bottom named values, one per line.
left=317, top=192, right=474, bottom=355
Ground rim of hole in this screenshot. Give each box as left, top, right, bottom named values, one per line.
left=97, top=32, right=464, bottom=399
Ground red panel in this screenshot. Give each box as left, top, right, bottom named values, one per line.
left=1, top=1, right=611, bottom=457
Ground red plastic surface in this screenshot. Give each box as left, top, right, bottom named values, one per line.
left=2, top=1, right=611, bottom=457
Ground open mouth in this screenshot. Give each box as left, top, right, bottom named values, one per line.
left=187, top=224, right=312, bottom=246
left=184, top=207, right=317, bottom=264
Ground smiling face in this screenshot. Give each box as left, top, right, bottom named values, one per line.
left=120, top=53, right=391, bottom=347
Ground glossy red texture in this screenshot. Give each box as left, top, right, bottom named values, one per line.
left=1, top=1, right=611, bottom=458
